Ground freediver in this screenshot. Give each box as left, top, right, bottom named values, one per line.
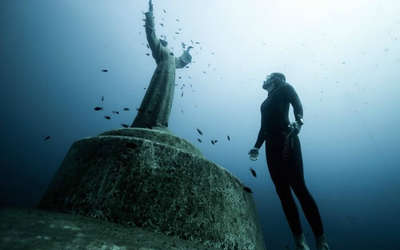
left=248, top=73, right=330, bottom=250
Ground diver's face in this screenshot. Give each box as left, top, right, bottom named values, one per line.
left=263, top=76, right=275, bottom=91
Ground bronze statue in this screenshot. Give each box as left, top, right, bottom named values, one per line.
left=131, top=0, right=193, bottom=129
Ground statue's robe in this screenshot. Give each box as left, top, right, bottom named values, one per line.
left=132, top=12, right=191, bottom=129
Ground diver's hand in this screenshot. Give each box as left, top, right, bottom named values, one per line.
left=248, top=147, right=259, bottom=161
left=290, top=121, right=302, bottom=135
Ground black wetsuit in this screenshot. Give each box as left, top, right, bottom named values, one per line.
left=255, top=83, right=324, bottom=238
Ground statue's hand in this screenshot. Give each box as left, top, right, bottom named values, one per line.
left=149, top=0, right=153, bottom=12
left=180, top=47, right=192, bottom=63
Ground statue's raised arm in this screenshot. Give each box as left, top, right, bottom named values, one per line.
left=131, top=0, right=193, bottom=129
left=144, top=0, right=161, bottom=62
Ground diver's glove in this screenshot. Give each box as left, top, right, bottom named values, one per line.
left=248, top=147, right=259, bottom=161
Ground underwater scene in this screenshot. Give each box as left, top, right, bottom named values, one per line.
left=1, top=0, right=400, bottom=249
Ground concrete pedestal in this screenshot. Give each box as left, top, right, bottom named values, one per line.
left=39, top=128, right=266, bottom=250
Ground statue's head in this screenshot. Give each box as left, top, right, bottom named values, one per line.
left=263, top=72, right=286, bottom=91
left=160, top=39, right=168, bottom=47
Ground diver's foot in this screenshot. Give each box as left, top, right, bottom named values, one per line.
left=316, top=234, right=330, bottom=250
left=296, top=243, right=310, bottom=250
left=294, top=233, right=310, bottom=250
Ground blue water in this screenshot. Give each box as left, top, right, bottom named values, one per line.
left=1, top=1, right=400, bottom=249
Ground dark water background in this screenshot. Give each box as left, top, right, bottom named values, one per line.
left=1, top=1, right=400, bottom=249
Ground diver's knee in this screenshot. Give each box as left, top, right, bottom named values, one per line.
left=291, top=183, right=309, bottom=196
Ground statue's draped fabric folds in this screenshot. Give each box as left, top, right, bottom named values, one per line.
left=131, top=10, right=192, bottom=129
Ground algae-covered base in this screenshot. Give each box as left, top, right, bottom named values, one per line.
left=0, top=208, right=220, bottom=250
left=39, top=128, right=266, bottom=250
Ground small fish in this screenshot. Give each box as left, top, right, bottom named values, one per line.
left=94, top=107, right=103, bottom=111
left=104, top=116, right=111, bottom=120
left=211, top=140, right=215, bottom=145
left=195, top=41, right=200, bottom=44
left=43, top=136, right=51, bottom=141
left=163, top=9, right=166, bottom=13
left=112, top=111, right=120, bottom=115
left=146, top=53, right=150, bottom=56
left=176, top=18, right=180, bottom=22
left=196, top=128, right=203, bottom=135
left=101, top=96, right=104, bottom=103
left=181, top=92, right=184, bottom=97
left=101, top=69, right=108, bottom=72
left=123, top=108, right=130, bottom=111
left=214, top=140, right=218, bottom=144
left=227, top=135, right=231, bottom=141
left=243, top=186, right=253, bottom=193
left=250, top=168, right=257, bottom=178
left=197, top=138, right=202, bottom=143
left=178, top=76, right=182, bottom=79
left=175, top=32, right=180, bottom=35
left=160, top=23, right=164, bottom=27
left=121, top=124, right=129, bottom=128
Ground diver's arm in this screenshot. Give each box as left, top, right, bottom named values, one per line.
left=287, top=85, right=304, bottom=135
left=254, top=129, right=265, bottom=149
left=254, top=115, right=267, bottom=149
left=288, top=84, right=303, bottom=124
left=249, top=123, right=264, bottom=161
left=249, top=108, right=265, bottom=160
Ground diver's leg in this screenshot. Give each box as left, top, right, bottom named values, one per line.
left=269, top=170, right=310, bottom=250
left=288, top=136, right=329, bottom=249
left=266, top=139, right=303, bottom=237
